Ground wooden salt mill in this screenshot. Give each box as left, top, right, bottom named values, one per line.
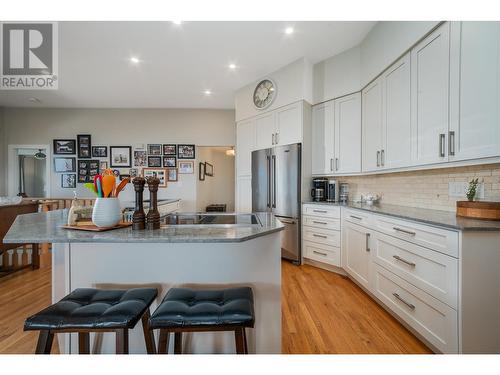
left=132, top=177, right=146, bottom=230
left=146, top=176, right=160, bottom=230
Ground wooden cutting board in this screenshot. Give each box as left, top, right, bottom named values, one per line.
left=456, top=201, right=500, bottom=220
left=61, top=221, right=132, bottom=231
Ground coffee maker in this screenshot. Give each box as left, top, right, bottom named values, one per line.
left=326, top=179, right=339, bottom=202
left=311, top=178, right=328, bottom=202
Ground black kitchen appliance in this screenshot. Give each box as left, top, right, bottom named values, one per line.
left=311, top=178, right=328, bottom=202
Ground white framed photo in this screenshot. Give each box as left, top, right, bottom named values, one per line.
left=178, top=160, right=194, bottom=174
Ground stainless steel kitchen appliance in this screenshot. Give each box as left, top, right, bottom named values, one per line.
left=326, top=178, right=339, bottom=202
left=252, top=143, right=301, bottom=264
left=311, top=178, right=328, bottom=202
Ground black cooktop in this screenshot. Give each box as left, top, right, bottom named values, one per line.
left=161, top=214, right=260, bottom=225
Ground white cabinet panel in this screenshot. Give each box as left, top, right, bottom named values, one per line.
left=303, top=204, right=340, bottom=218
left=275, top=102, right=302, bottom=146
left=236, top=176, right=252, bottom=213
left=342, top=220, right=372, bottom=289
left=303, top=226, right=341, bottom=247
left=449, top=21, right=500, bottom=161
left=334, top=92, right=361, bottom=173
left=411, top=23, right=450, bottom=165
left=255, top=112, right=275, bottom=150
left=311, top=101, right=335, bottom=175
left=383, top=53, right=412, bottom=169
left=236, top=119, right=256, bottom=177
left=362, top=77, right=384, bottom=172
left=304, top=241, right=341, bottom=267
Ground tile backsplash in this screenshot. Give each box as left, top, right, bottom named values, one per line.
left=336, top=163, right=500, bottom=212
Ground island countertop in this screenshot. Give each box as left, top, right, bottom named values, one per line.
left=3, top=210, right=284, bottom=244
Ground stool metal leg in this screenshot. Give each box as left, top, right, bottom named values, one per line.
left=141, top=310, right=156, bottom=354
left=116, top=329, right=129, bottom=354
left=35, top=330, right=54, bottom=354
left=174, top=332, right=182, bottom=354
left=78, top=332, right=90, bottom=354
left=158, top=330, right=170, bottom=354
left=242, top=328, right=248, bottom=354
left=234, top=328, right=245, bottom=354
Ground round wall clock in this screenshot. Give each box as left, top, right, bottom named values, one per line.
left=253, top=79, right=277, bottom=110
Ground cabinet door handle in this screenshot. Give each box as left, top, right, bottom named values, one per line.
left=312, top=221, right=328, bottom=225
left=330, top=158, right=334, bottom=171
left=392, top=227, right=416, bottom=236
left=393, top=293, right=416, bottom=310
left=365, top=233, right=370, bottom=252
left=449, top=131, right=455, bottom=156
left=275, top=133, right=279, bottom=144
left=313, top=234, right=328, bottom=239
left=381, top=149, right=385, bottom=166
left=313, top=209, right=327, bottom=214
left=272, top=133, right=275, bottom=145
left=350, top=215, right=362, bottom=220
left=313, top=250, right=327, bottom=256
left=376, top=151, right=380, bottom=167
left=335, top=158, right=339, bottom=171
left=393, top=255, right=416, bottom=267
left=439, top=134, right=446, bottom=157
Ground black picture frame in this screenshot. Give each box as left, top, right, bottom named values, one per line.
left=148, top=156, right=162, bottom=167
left=205, top=162, right=214, bottom=176
left=110, top=146, right=132, bottom=168
left=163, top=144, right=177, bottom=156
left=54, top=157, right=76, bottom=173
left=91, top=146, right=108, bottom=158
left=77, top=134, right=92, bottom=159
left=147, top=144, right=163, bottom=155
left=78, top=159, right=99, bottom=183
left=178, top=144, right=196, bottom=159
left=61, top=174, right=76, bottom=188
left=163, top=156, right=176, bottom=168
left=199, top=162, right=205, bottom=181
left=53, top=139, right=76, bottom=155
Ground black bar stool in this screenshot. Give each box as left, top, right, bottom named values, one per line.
left=24, top=288, right=158, bottom=354
left=149, top=287, right=255, bottom=354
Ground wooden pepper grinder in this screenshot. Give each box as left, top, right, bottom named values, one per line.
left=132, top=177, right=146, bottom=230
left=146, top=176, right=160, bottom=230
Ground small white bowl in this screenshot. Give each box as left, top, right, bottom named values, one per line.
left=92, top=198, right=121, bottom=227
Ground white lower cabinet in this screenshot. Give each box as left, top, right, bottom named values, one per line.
left=342, top=220, right=372, bottom=289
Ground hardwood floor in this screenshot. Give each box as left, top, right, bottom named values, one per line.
left=0, top=260, right=430, bottom=354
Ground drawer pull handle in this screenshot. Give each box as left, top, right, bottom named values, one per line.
left=350, top=215, right=362, bottom=220
left=393, top=293, right=416, bottom=310
left=312, top=221, right=328, bottom=225
left=313, top=210, right=327, bottom=213
left=313, top=250, right=327, bottom=256
left=393, top=227, right=416, bottom=236
left=366, top=233, right=370, bottom=252
left=313, top=234, right=328, bottom=239
left=393, top=255, right=416, bottom=267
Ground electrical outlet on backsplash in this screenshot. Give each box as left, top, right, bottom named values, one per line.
left=335, top=163, right=500, bottom=212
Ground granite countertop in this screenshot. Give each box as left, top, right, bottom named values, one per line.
left=3, top=210, right=284, bottom=244
left=303, top=201, right=500, bottom=231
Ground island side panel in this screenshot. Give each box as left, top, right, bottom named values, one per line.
left=65, top=233, right=281, bottom=354
left=51, top=242, right=71, bottom=354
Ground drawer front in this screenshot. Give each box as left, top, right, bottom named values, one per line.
left=303, top=204, right=340, bottom=218
left=303, top=216, right=340, bottom=231
left=372, top=231, right=458, bottom=308
left=342, top=208, right=374, bottom=227
left=303, top=241, right=341, bottom=266
left=373, top=264, right=458, bottom=353
left=303, top=226, right=340, bottom=247
left=373, top=215, right=459, bottom=257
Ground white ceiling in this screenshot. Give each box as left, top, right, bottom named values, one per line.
left=0, top=21, right=376, bottom=109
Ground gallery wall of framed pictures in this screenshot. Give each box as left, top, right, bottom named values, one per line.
left=52, top=137, right=197, bottom=188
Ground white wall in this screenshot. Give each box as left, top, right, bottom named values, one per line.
left=196, top=147, right=235, bottom=212
left=235, top=58, right=313, bottom=122
left=2, top=108, right=235, bottom=211
left=0, top=107, right=5, bottom=195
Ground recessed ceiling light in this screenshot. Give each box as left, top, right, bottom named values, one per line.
left=228, top=63, right=237, bottom=70
left=130, top=57, right=140, bottom=64
left=284, top=27, right=294, bottom=35
left=204, top=90, right=212, bottom=96
left=172, top=20, right=182, bottom=25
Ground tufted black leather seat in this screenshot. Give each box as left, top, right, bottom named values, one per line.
left=25, top=288, right=158, bottom=354
left=149, top=287, right=254, bottom=354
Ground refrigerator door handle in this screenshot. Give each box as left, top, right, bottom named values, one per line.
left=271, top=154, right=276, bottom=208
left=266, top=155, right=271, bottom=208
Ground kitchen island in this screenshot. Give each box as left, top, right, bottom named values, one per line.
left=3, top=210, right=284, bottom=354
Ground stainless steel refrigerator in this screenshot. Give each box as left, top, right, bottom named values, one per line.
left=252, top=143, right=301, bottom=264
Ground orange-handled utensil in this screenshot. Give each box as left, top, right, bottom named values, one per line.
left=114, top=178, right=129, bottom=197
left=102, top=175, right=116, bottom=198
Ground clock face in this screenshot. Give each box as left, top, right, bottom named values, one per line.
left=253, top=79, right=276, bottom=109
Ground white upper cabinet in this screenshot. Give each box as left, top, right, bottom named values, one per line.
left=311, top=101, right=335, bottom=175
left=449, top=21, right=500, bottom=161
left=275, top=102, right=303, bottom=146
left=411, top=22, right=450, bottom=166
left=334, top=92, right=361, bottom=173
left=236, top=119, right=256, bottom=177
left=383, top=53, right=412, bottom=169
left=255, top=112, right=275, bottom=151
left=362, top=77, right=384, bottom=172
